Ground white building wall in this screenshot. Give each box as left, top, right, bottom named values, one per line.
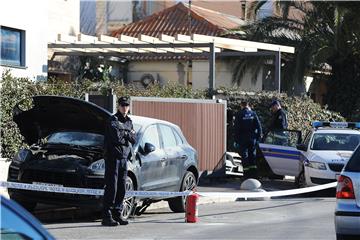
left=0, top=0, right=48, bottom=80
left=48, top=0, right=80, bottom=38
left=192, top=60, right=263, bottom=91
left=126, top=60, right=263, bottom=91
left=0, top=0, right=80, bottom=80
left=128, top=61, right=187, bottom=87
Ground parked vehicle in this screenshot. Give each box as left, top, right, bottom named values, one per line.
left=1, top=196, right=55, bottom=240
left=224, top=152, right=243, bottom=176
left=335, top=144, right=360, bottom=240
left=259, top=122, right=360, bottom=187
left=8, top=96, right=198, bottom=219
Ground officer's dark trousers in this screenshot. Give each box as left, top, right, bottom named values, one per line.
left=238, top=139, right=257, bottom=178
left=103, top=157, right=127, bottom=217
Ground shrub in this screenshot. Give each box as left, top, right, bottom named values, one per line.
left=0, top=71, right=344, bottom=159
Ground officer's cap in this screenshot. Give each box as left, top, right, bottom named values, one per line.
left=240, top=100, right=249, bottom=106
left=118, top=96, right=130, bottom=106
left=270, top=100, right=280, bottom=108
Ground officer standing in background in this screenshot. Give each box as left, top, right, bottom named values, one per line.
left=102, top=96, right=136, bottom=226
left=269, top=100, right=288, bottom=131
left=268, top=100, right=288, bottom=145
left=234, top=101, right=262, bottom=179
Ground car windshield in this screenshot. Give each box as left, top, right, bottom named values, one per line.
left=133, top=123, right=141, bottom=132
left=310, top=133, right=360, bottom=151
left=47, top=132, right=104, bottom=146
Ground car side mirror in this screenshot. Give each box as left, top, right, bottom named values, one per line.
left=144, top=143, right=156, bottom=154
left=296, top=143, right=307, bottom=151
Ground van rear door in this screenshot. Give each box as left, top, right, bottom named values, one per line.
left=259, top=130, right=302, bottom=176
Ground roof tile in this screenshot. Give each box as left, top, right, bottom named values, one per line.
left=112, top=2, right=243, bottom=38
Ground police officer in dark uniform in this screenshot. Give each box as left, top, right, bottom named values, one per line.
left=268, top=100, right=288, bottom=145
left=234, top=101, right=262, bottom=179
left=102, top=96, right=136, bottom=226
left=269, top=100, right=288, bottom=131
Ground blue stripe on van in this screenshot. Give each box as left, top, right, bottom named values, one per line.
left=263, top=152, right=301, bottom=160
left=261, top=148, right=300, bottom=155
left=260, top=147, right=301, bottom=160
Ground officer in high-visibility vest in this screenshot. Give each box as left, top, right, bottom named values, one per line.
left=234, top=101, right=262, bottom=179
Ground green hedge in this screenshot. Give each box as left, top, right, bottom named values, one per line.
left=0, top=71, right=344, bottom=159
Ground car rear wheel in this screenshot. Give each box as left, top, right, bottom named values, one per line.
left=121, top=176, right=135, bottom=220
left=168, top=171, right=196, bottom=213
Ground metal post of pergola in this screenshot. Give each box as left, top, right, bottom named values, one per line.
left=275, top=51, right=281, bottom=93
left=209, top=42, right=215, bottom=98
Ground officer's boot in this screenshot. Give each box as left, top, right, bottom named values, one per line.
left=112, top=210, right=129, bottom=225
left=101, top=210, right=118, bottom=226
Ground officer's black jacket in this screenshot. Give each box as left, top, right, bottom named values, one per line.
left=269, top=109, right=288, bottom=131
left=234, top=108, right=262, bottom=143
left=104, top=111, right=136, bottom=160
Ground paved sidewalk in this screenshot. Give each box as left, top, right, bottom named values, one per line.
left=147, top=177, right=297, bottom=210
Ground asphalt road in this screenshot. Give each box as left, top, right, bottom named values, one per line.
left=45, top=197, right=336, bottom=240
left=28, top=177, right=337, bottom=239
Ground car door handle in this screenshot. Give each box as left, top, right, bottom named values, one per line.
left=180, top=155, right=188, bottom=160
left=160, top=158, right=167, bottom=162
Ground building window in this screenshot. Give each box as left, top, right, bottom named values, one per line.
left=1, top=27, right=25, bottom=67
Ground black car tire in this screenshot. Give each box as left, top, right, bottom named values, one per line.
left=121, top=176, right=136, bottom=220
left=168, top=171, right=196, bottom=213
left=295, top=169, right=306, bottom=188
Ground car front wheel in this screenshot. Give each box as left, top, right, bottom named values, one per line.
left=121, top=176, right=135, bottom=220
left=295, top=169, right=306, bottom=188
left=168, top=171, right=196, bottom=213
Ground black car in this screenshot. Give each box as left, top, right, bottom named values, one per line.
left=8, top=96, right=198, bottom=219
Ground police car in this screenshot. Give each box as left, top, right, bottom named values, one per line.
left=259, top=122, right=360, bottom=187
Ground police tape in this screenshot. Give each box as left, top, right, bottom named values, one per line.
left=197, top=182, right=337, bottom=198
left=0, top=181, right=337, bottom=199
left=0, top=181, right=190, bottom=198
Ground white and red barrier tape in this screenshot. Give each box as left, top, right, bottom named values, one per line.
left=0, top=181, right=337, bottom=199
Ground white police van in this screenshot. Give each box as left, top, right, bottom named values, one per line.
left=259, top=122, right=360, bottom=187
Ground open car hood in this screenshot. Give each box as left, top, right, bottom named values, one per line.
left=13, top=96, right=112, bottom=144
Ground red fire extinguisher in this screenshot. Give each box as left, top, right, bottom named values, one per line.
left=185, top=192, right=199, bottom=223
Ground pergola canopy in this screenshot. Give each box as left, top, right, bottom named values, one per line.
left=48, top=33, right=294, bottom=93
left=49, top=33, right=294, bottom=55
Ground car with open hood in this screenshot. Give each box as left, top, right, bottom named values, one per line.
left=8, top=96, right=198, bottom=219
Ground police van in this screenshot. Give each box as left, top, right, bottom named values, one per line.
left=259, top=122, right=360, bottom=187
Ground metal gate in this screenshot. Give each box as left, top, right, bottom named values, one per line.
left=130, top=97, right=226, bottom=171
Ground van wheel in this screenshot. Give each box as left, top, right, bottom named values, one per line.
left=295, top=170, right=306, bottom=188
left=168, top=171, right=196, bottom=213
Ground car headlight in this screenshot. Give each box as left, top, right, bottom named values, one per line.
left=306, top=161, right=327, bottom=170
left=12, top=149, right=32, bottom=164
left=88, top=159, right=105, bottom=175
